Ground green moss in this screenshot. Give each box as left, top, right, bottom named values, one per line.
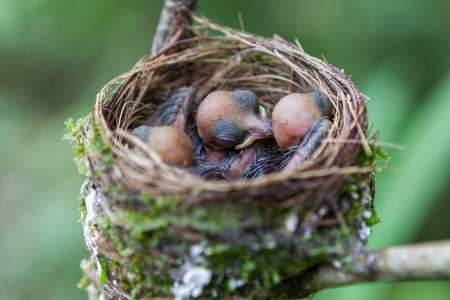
left=98, top=256, right=109, bottom=285
left=77, top=194, right=87, bottom=223
left=120, top=282, right=132, bottom=293
left=365, top=209, right=381, bottom=227
left=77, top=276, right=92, bottom=289
left=372, top=145, right=390, bottom=162
left=97, top=219, right=128, bottom=259
left=93, top=253, right=174, bottom=297
left=64, top=117, right=89, bottom=176
left=339, top=144, right=382, bottom=232
left=357, top=144, right=390, bottom=171
left=190, top=186, right=203, bottom=196
left=172, top=205, right=242, bottom=233
left=200, top=241, right=325, bottom=297
left=103, top=185, right=126, bottom=200
left=66, top=114, right=115, bottom=178
left=93, top=193, right=179, bottom=259
left=121, top=208, right=169, bottom=232
left=340, top=226, right=351, bottom=237
left=84, top=122, right=114, bottom=178
left=119, top=247, right=135, bottom=257
left=123, top=255, right=174, bottom=297
left=170, top=203, right=290, bottom=235
left=109, top=195, right=180, bottom=249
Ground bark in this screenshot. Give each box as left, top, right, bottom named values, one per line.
left=283, top=240, right=450, bottom=299
left=151, top=0, right=198, bottom=56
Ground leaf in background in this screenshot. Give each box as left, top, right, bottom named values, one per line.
left=371, top=70, right=450, bottom=248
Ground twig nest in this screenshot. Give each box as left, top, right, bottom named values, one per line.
left=70, top=16, right=379, bottom=299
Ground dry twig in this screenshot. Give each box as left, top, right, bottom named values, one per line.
left=287, top=240, right=450, bottom=298
left=151, top=0, right=198, bottom=56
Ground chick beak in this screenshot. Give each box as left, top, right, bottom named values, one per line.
left=258, top=104, right=268, bottom=119
left=234, top=105, right=272, bottom=150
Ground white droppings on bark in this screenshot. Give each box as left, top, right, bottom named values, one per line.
left=173, top=266, right=212, bottom=299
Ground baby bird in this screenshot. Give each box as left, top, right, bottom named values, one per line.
left=194, top=143, right=262, bottom=181
left=244, top=140, right=287, bottom=180
left=281, top=117, right=332, bottom=171
left=196, top=90, right=272, bottom=150
left=222, top=142, right=262, bottom=180
left=131, top=125, right=194, bottom=167
left=131, top=87, right=196, bottom=167
left=272, top=92, right=332, bottom=148
left=146, top=87, right=196, bottom=131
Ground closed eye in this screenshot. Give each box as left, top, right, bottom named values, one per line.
left=234, top=90, right=259, bottom=113
left=210, top=119, right=244, bottom=148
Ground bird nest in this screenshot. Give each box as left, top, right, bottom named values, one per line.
left=68, top=16, right=380, bottom=299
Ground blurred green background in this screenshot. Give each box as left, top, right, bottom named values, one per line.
left=1, top=0, right=449, bottom=299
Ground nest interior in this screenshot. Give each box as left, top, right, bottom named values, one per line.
left=68, top=17, right=381, bottom=299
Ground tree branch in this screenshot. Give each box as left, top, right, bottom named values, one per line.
left=287, top=240, right=450, bottom=299
left=151, top=0, right=198, bottom=56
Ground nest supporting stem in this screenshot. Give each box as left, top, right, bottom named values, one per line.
left=151, top=0, right=198, bottom=56
left=284, top=240, right=450, bottom=299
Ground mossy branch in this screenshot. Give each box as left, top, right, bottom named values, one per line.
left=151, top=0, right=198, bottom=56
left=288, top=240, right=450, bottom=299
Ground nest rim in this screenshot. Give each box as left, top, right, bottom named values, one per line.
left=84, top=16, right=372, bottom=207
